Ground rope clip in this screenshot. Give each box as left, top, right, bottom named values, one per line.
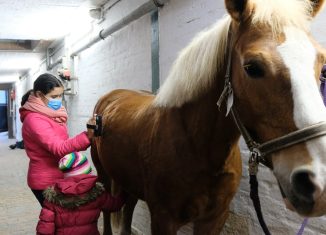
left=249, top=150, right=259, bottom=175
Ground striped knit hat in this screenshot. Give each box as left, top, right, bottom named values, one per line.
left=59, top=152, right=92, bottom=177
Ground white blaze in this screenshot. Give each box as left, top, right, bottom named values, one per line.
left=277, top=27, right=326, bottom=126
left=277, top=27, right=326, bottom=187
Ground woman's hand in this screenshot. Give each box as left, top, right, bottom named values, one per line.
left=86, top=114, right=97, bottom=140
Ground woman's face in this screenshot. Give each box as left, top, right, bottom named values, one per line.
left=38, top=86, right=64, bottom=106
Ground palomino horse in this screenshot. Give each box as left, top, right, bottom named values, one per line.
left=91, top=0, right=326, bottom=234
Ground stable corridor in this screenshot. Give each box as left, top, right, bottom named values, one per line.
left=0, top=132, right=39, bottom=234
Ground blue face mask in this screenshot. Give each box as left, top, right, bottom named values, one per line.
left=47, top=98, right=62, bottom=110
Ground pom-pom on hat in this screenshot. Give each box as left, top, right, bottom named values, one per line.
left=59, top=152, right=92, bottom=177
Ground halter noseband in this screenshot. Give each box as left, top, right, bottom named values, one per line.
left=231, top=109, right=326, bottom=167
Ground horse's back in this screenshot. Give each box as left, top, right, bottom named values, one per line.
left=94, top=89, right=154, bottom=114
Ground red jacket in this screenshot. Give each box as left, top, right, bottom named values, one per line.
left=36, top=175, right=126, bottom=235
left=20, top=110, right=90, bottom=190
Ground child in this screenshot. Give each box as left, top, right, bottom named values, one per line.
left=36, top=152, right=127, bottom=235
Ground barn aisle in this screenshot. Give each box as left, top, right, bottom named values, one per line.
left=0, top=132, right=39, bottom=234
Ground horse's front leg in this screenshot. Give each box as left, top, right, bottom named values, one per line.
left=91, top=143, right=113, bottom=235
left=118, top=196, right=138, bottom=235
left=103, top=212, right=112, bottom=235
left=193, top=170, right=241, bottom=234
left=150, top=209, right=180, bottom=235
left=193, top=208, right=229, bottom=235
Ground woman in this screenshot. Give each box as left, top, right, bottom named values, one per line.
left=19, top=73, right=96, bottom=206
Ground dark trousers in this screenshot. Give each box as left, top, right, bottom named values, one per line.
left=31, top=189, right=44, bottom=206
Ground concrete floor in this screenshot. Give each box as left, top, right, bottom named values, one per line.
left=0, top=132, right=40, bottom=234
left=0, top=132, right=105, bottom=235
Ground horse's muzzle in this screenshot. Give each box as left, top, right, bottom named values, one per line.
left=287, top=168, right=325, bottom=216
left=291, top=169, right=323, bottom=203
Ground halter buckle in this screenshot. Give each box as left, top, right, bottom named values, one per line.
left=249, top=150, right=259, bottom=175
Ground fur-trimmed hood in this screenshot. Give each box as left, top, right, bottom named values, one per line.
left=43, top=174, right=105, bottom=209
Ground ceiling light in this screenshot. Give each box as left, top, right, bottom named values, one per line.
left=1, top=57, right=40, bottom=70
left=0, top=74, right=19, bottom=84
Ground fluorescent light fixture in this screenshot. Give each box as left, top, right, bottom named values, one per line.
left=1, top=57, right=41, bottom=70
left=24, top=5, right=92, bottom=40
left=0, top=74, right=19, bottom=84
left=66, top=8, right=94, bottom=44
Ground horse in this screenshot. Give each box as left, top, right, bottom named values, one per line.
left=91, top=0, right=326, bottom=234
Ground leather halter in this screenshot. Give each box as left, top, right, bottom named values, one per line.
left=217, top=32, right=326, bottom=168
left=217, top=28, right=321, bottom=235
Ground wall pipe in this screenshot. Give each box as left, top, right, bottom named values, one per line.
left=70, top=0, right=169, bottom=57
left=47, top=57, right=63, bottom=70
left=151, top=9, right=159, bottom=93
left=46, top=42, right=65, bottom=70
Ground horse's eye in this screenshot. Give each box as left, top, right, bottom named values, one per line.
left=243, top=62, right=265, bottom=78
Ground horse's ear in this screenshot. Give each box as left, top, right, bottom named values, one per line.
left=310, top=0, right=325, bottom=17
left=224, top=0, right=252, bottom=22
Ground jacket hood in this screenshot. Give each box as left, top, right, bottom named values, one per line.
left=43, top=174, right=105, bottom=209
left=19, top=107, right=31, bottom=122
left=55, top=174, right=97, bottom=195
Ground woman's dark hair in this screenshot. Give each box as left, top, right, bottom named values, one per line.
left=21, top=89, right=33, bottom=106
left=21, top=73, right=63, bottom=106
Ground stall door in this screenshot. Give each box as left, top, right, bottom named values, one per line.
left=0, top=90, right=8, bottom=132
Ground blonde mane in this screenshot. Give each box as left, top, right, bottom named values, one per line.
left=251, top=0, right=313, bottom=34
left=153, top=16, right=231, bottom=107
left=154, top=0, right=313, bottom=108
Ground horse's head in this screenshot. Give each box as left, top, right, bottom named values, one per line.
left=225, top=0, right=326, bottom=216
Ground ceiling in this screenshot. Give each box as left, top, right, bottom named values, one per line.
left=1, top=0, right=326, bottom=84
left=0, top=0, right=107, bottom=84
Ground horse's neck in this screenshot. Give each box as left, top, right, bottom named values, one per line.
left=179, top=76, right=240, bottom=166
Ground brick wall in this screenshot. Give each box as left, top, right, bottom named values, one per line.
left=18, top=0, right=326, bottom=234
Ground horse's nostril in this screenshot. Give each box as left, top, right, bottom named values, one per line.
left=291, top=171, right=319, bottom=203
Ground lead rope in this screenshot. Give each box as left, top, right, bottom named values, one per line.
left=248, top=151, right=271, bottom=235
left=231, top=109, right=271, bottom=235
left=296, top=218, right=309, bottom=235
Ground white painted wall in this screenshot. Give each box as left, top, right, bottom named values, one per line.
left=67, top=13, right=152, bottom=137
left=17, top=0, right=326, bottom=234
